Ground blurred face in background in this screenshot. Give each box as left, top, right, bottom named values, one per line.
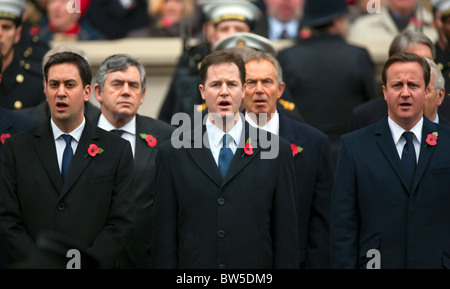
left=160, top=0, right=185, bottom=25
left=0, top=19, right=21, bottom=71
left=47, top=0, right=79, bottom=32
left=215, top=20, right=250, bottom=43
left=264, top=0, right=304, bottom=23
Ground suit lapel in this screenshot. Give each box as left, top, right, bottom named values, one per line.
left=186, top=124, right=223, bottom=187
left=279, top=112, right=305, bottom=147
left=59, top=121, right=98, bottom=198
left=223, top=121, right=260, bottom=185
left=375, top=118, right=412, bottom=193
left=134, top=116, right=156, bottom=183
left=412, top=118, right=438, bottom=192
left=33, top=122, right=64, bottom=192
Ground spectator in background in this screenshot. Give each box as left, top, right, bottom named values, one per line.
left=157, top=0, right=260, bottom=124
left=30, top=0, right=106, bottom=43
left=431, top=0, right=450, bottom=122
left=347, top=0, right=437, bottom=61
left=82, top=0, right=149, bottom=40
left=277, top=0, right=377, bottom=165
left=128, top=0, right=202, bottom=38
left=0, top=0, right=47, bottom=111
left=253, top=0, right=305, bottom=40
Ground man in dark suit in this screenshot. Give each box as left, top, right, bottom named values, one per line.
left=0, top=52, right=38, bottom=269
left=253, top=0, right=304, bottom=40
left=0, top=51, right=135, bottom=269
left=331, top=52, right=450, bottom=269
left=242, top=50, right=334, bottom=268
left=277, top=0, right=377, bottom=165
left=350, top=30, right=450, bottom=130
left=152, top=50, right=299, bottom=269
left=92, top=53, right=175, bottom=269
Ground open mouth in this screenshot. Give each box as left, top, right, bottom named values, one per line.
left=218, top=100, right=231, bottom=108
left=400, top=103, right=412, bottom=108
left=56, top=101, right=68, bottom=111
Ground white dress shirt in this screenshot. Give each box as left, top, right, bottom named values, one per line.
left=97, top=114, right=137, bottom=158
left=206, top=116, right=242, bottom=166
left=51, top=117, right=85, bottom=173
left=388, top=116, right=423, bottom=163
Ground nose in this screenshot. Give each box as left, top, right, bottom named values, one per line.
left=400, top=84, right=411, bottom=97
left=56, top=84, right=66, bottom=97
left=219, top=83, right=229, bottom=96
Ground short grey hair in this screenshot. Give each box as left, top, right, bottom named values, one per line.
left=389, top=30, right=436, bottom=59
left=242, top=50, right=283, bottom=85
left=95, top=54, right=146, bottom=94
left=426, top=58, right=445, bottom=91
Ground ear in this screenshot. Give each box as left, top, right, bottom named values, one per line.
left=199, top=84, right=205, bottom=100
left=93, top=84, right=103, bottom=103
left=278, top=82, right=285, bottom=99
left=14, top=25, right=22, bottom=44
left=139, top=87, right=146, bottom=105
left=83, top=85, right=91, bottom=102
left=437, top=88, right=445, bottom=106
left=382, top=85, right=387, bottom=100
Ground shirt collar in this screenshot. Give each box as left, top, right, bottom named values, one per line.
left=388, top=116, right=423, bottom=144
left=97, top=114, right=136, bottom=135
left=206, top=115, right=243, bottom=148
left=268, top=17, right=299, bottom=38
left=244, top=110, right=279, bottom=135
left=51, top=117, right=85, bottom=142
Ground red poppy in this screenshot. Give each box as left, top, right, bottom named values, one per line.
left=88, top=144, right=99, bottom=156
left=299, top=27, right=311, bottom=39
left=244, top=142, right=253, bottom=155
left=409, top=17, right=422, bottom=27
left=1, top=133, right=11, bottom=144
left=426, top=133, right=437, bottom=146
left=290, top=143, right=304, bottom=157
left=146, top=134, right=157, bottom=147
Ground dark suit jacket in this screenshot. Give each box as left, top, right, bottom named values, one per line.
left=330, top=116, right=450, bottom=268
left=277, top=32, right=377, bottom=165
left=0, top=107, right=38, bottom=269
left=152, top=121, right=299, bottom=269
left=0, top=119, right=135, bottom=268
left=93, top=113, right=175, bottom=268
left=278, top=112, right=334, bottom=268
left=350, top=96, right=450, bottom=131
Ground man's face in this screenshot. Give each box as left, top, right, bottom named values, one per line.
left=215, top=20, right=251, bottom=42
left=264, top=0, right=304, bottom=23
left=46, top=63, right=90, bottom=130
left=383, top=61, right=428, bottom=129
left=0, top=19, right=21, bottom=66
left=424, top=71, right=445, bottom=121
left=94, top=66, right=145, bottom=121
left=244, top=59, right=284, bottom=123
left=199, top=62, right=244, bottom=124
left=48, top=0, right=79, bottom=32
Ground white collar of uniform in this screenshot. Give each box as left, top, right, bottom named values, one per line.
left=244, top=110, right=279, bottom=136
left=98, top=114, right=136, bottom=136
left=51, top=116, right=85, bottom=142
left=206, top=114, right=243, bottom=149
left=388, top=116, right=423, bottom=145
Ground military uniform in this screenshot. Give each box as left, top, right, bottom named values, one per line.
left=435, top=43, right=450, bottom=120
left=0, top=28, right=48, bottom=110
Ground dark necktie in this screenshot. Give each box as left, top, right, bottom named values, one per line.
left=218, top=134, right=233, bottom=178
left=110, top=129, right=125, bottom=137
left=61, top=134, right=73, bottom=182
left=401, top=131, right=416, bottom=190
left=280, top=27, right=288, bottom=39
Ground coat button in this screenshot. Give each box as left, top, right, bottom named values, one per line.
left=57, top=203, right=65, bottom=211
left=218, top=230, right=225, bottom=238
left=218, top=264, right=225, bottom=269
left=14, top=100, right=22, bottom=110
left=217, top=198, right=224, bottom=205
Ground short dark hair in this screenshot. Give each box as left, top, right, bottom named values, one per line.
left=199, top=50, right=246, bottom=86
left=44, top=51, right=92, bottom=87
left=382, top=52, right=431, bottom=89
